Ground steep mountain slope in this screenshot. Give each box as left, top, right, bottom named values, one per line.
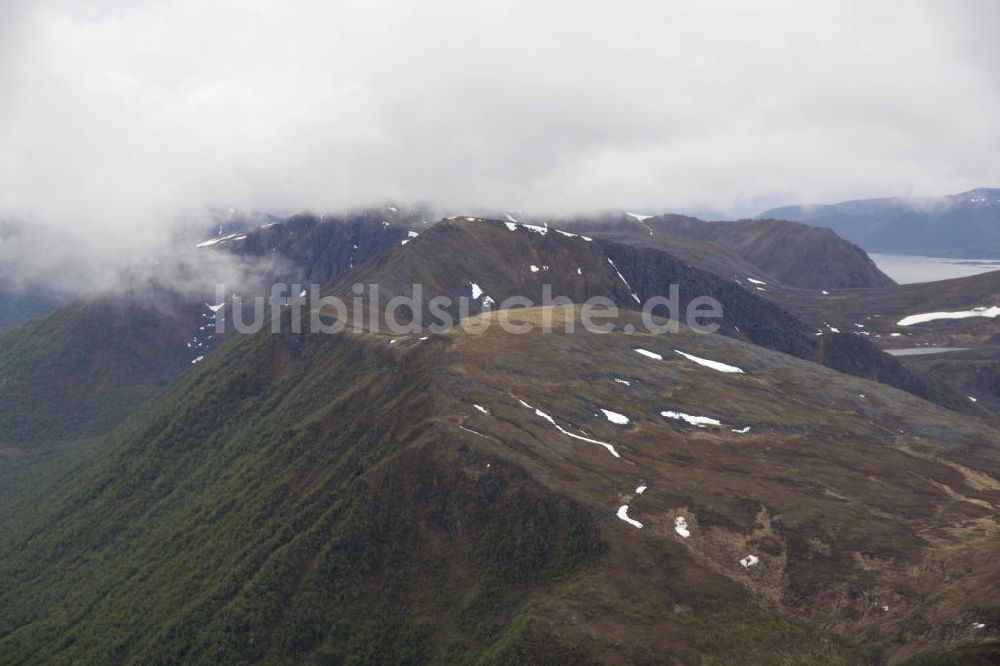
left=0, top=212, right=977, bottom=473
left=0, top=306, right=997, bottom=663
left=551, top=212, right=770, bottom=283
left=0, top=285, right=66, bottom=331
left=760, top=270, right=1000, bottom=350
left=556, top=213, right=895, bottom=290
left=0, top=214, right=411, bottom=466
left=0, top=210, right=929, bottom=470
left=709, top=217, right=895, bottom=290
left=209, top=210, right=422, bottom=283
left=757, top=269, right=1000, bottom=415
left=760, top=188, right=1000, bottom=258
left=902, top=346, right=1000, bottom=415
left=0, top=288, right=208, bottom=445
left=329, top=217, right=976, bottom=415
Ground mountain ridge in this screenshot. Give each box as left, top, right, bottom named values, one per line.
left=557, top=212, right=895, bottom=290
left=759, top=188, right=1000, bottom=258
left=324, top=216, right=977, bottom=415
left=0, top=305, right=997, bottom=662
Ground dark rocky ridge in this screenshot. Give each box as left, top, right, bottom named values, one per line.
left=555, top=213, right=895, bottom=290
left=330, top=217, right=978, bottom=415
left=0, top=211, right=980, bottom=455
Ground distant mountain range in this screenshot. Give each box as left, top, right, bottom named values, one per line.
left=759, top=188, right=1000, bottom=258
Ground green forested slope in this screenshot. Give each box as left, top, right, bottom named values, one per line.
left=1, top=306, right=998, bottom=663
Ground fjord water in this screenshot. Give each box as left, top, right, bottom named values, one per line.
left=870, top=253, right=1000, bottom=284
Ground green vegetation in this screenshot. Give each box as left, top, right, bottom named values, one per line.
left=0, top=325, right=609, bottom=663
left=674, top=608, right=868, bottom=664
left=1, top=294, right=997, bottom=662
left=901, top=645, right=1000, bottom=665
left=0, top=295, right=193, bottom=445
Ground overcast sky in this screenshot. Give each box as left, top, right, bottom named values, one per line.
left=1, top=0, right=999, bottom=289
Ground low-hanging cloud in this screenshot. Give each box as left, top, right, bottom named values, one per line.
left=1, top=0, right=999, bottom=292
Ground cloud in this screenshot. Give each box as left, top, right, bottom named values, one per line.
left=1, top=0, right=999, bottom=290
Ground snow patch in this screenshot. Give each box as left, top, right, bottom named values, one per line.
left=746, top=277, right=766, bottom=285
left=674, top=516, right=690, bottom=538
left=607, top=258, right=641, bottom=304
left=554, top=229, right=590, bottom=241
left=474, top=404, right=490, bottom=414
left=458, top=424, right=487, bottom=438
left=520, top=399, right=621, bottom=458
left=661, top=411, right=721, bottom=428
left=469, top=282, right=494, bottom=308
left=501, top=219, right=592, bottom=241
left=897, top=306, right=1000, bottom=327
left=196, top=232, right=246, bottom=248
left=626, top=212, right=653, bottom=222
left=674, top=349, right=744, bottom=373
left=634, top=348, right=663, bottom=360
left=616, top=505, right=643, bottom=529
left=614, top=378, right=631, bottom=386
left=600, top=408, right=630, bottom=425
left=739, top=554, right=760, bottom=568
